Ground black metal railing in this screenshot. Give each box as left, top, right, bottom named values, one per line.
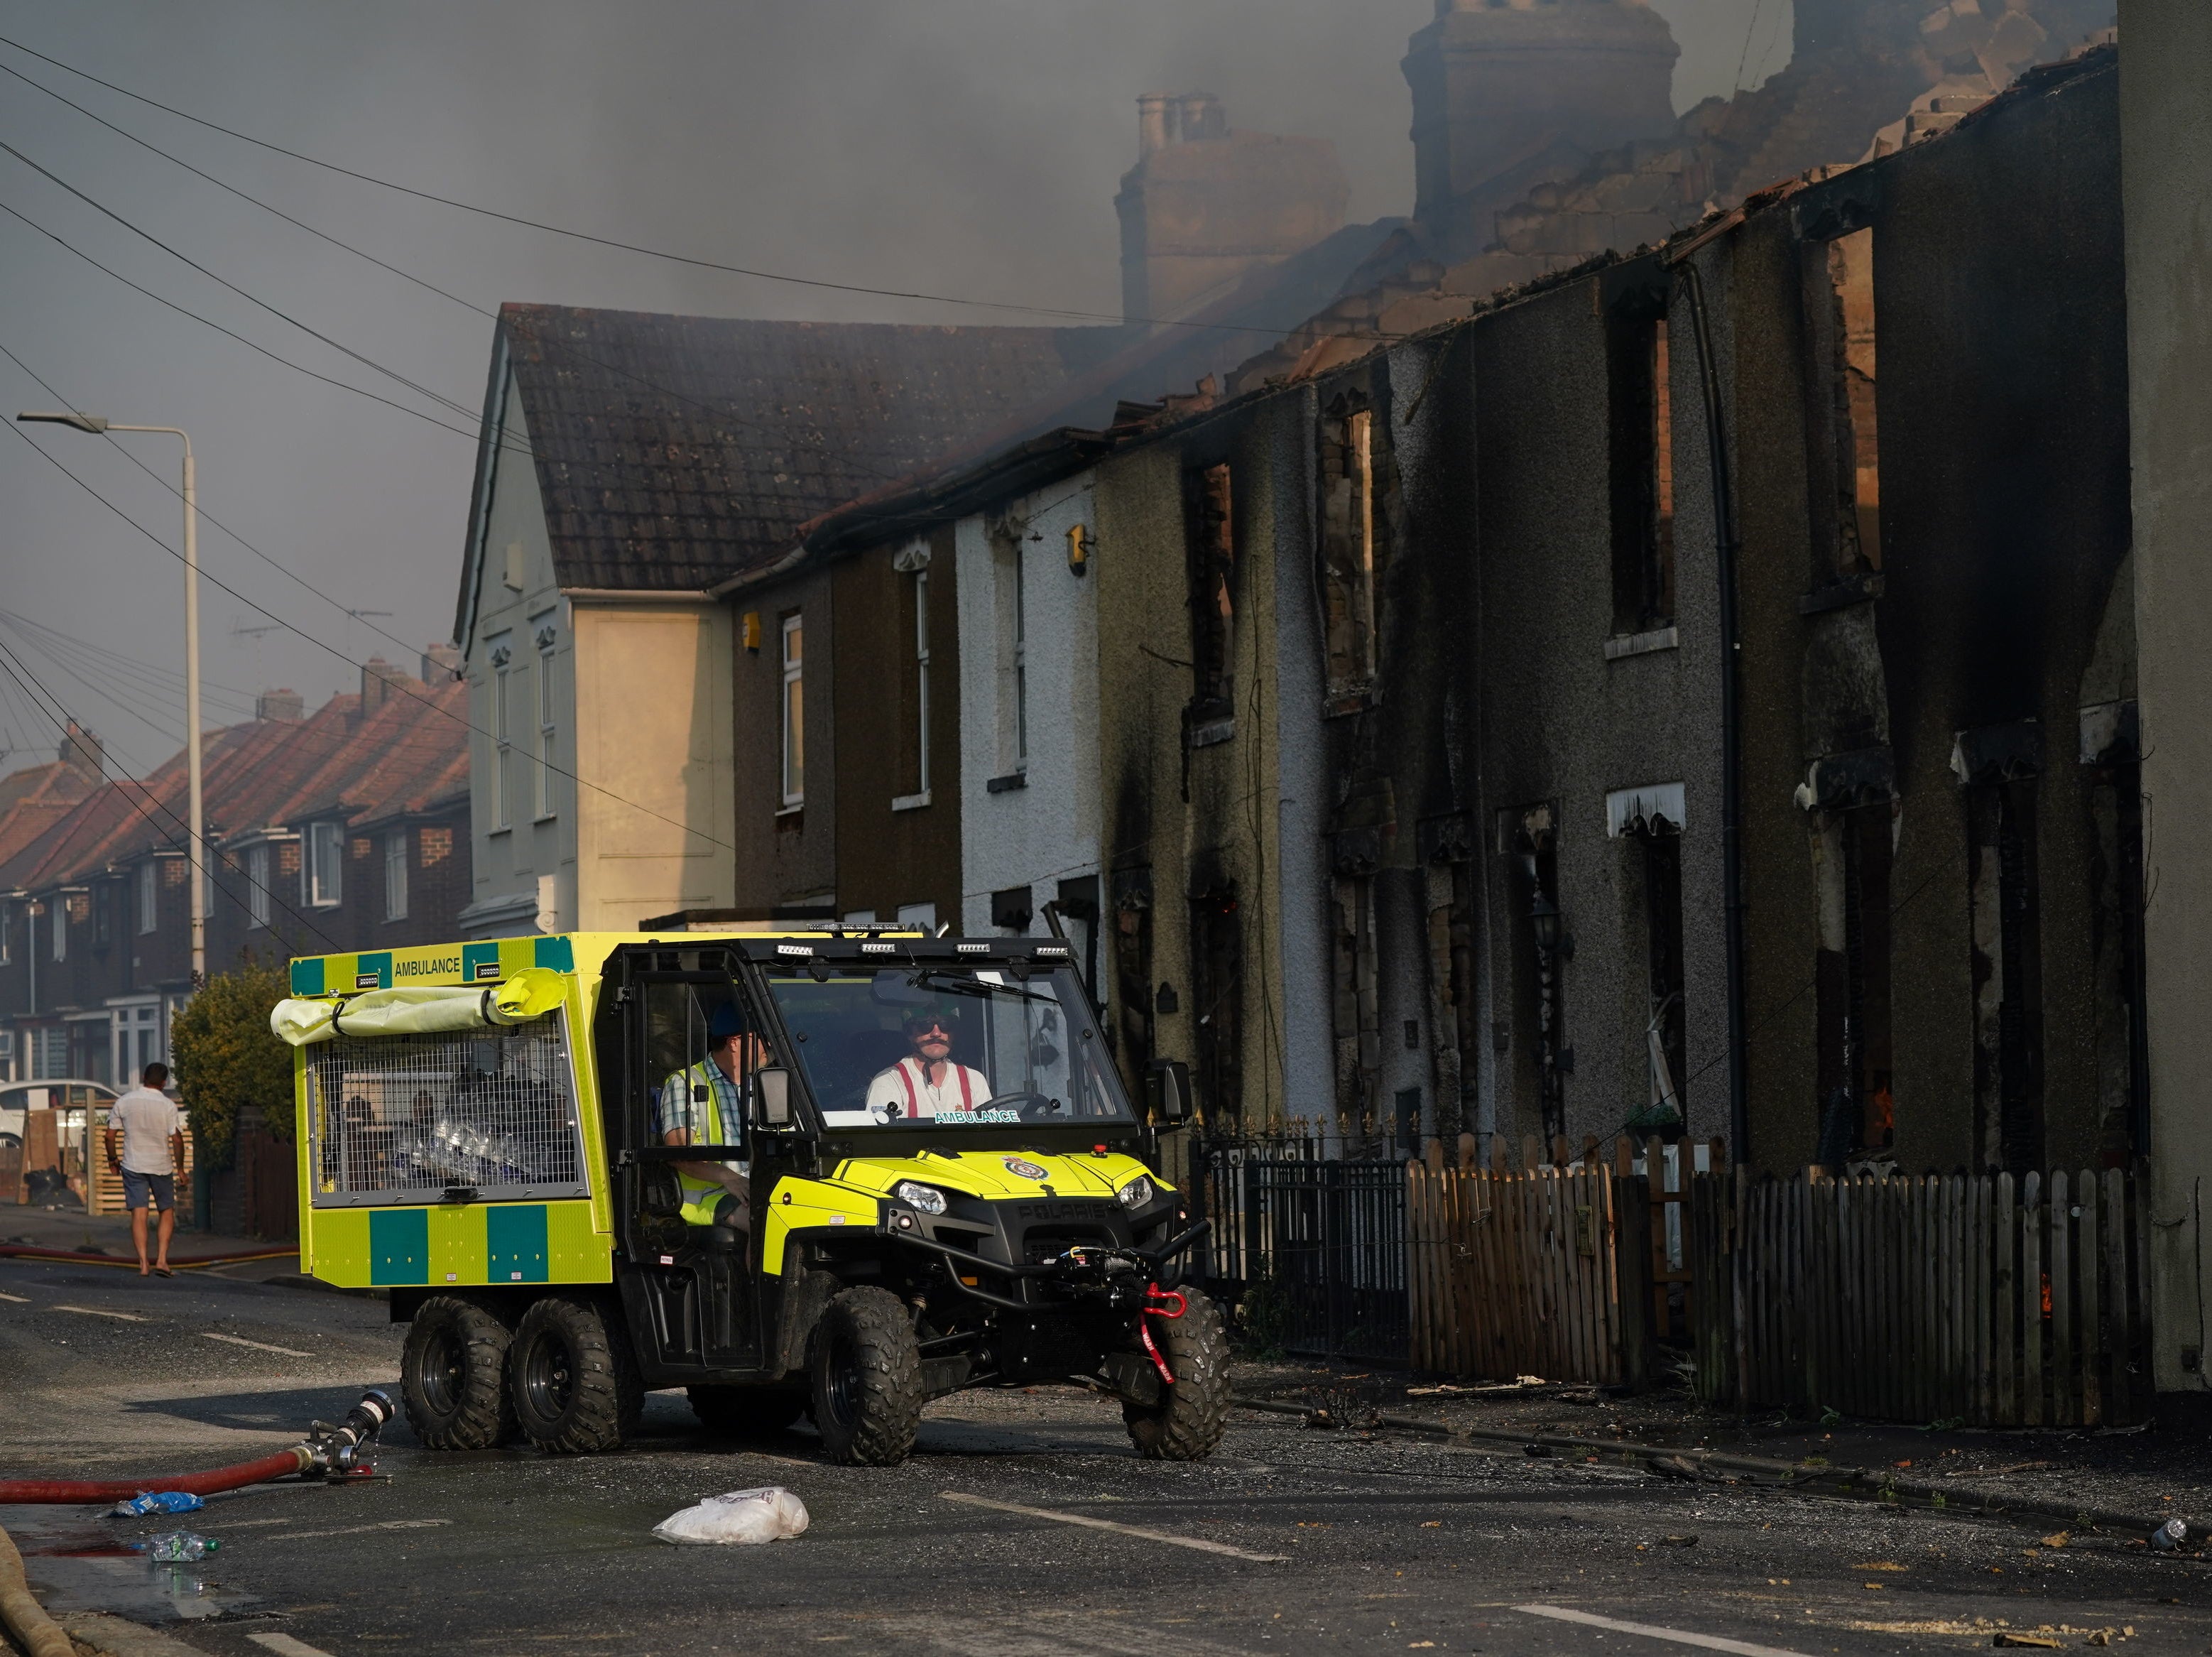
left=1188, top=1130, right=1409, bottom=1364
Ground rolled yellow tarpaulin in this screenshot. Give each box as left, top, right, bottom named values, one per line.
left=269, top=966, right=569, bottom=1045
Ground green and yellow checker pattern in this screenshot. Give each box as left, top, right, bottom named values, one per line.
left=305, top=1199, right=611, bottom=1288
left=292, top=933, right=608, bottom=1291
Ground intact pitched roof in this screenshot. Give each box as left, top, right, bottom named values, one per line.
left=0, top=755, right=97, bottom=869
left=0, top=678, right=468, bottom=896
left=455, top=306, right=1106, bottom=627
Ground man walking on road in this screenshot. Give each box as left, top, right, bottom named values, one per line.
left=107, top=1063, right=185, bottom=1278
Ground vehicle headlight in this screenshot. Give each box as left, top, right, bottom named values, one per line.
left=1116, top=1174, right=1155, bottom=1210
left=894, top=1181, right=948, bottom=1215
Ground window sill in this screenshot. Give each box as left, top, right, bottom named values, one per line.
left=489, top=826, right=513, bottom=838
left=1799, top=570, right=1884, bottom=614
left=985, top=772, right=1027, bottom=795
left=1188, top=715, right=1236, bottom=749
left=1603, top=626, right=1679, bottom=661
left=891, top=791, right=932, bottom=813
left=532, top=813, right=558, bottom=825
left=775, top=803, right=805, bottom=818
left=1322, top=687, right=1378, bottom=719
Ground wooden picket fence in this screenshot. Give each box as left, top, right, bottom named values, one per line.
left=1407, top=1154, right=1652, bottom=1385
left=1690, top=1167, right=2152, bottom=1427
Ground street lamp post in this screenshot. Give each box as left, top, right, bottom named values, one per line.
left=18, top=412, right=205, bottom=987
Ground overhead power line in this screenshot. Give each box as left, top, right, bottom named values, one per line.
left=0, top=636, right=343, bottom=951
left=1, top=368, right=745, bottom=859
left=0, top=134, right=508, bottom=433
left=0, top=58, right=1004, bottom=497
left=0, top=335, right=456, bottom=664
left=0, top=198, right=523, bottom=455
left=0, top=31, right=1338, bottom=342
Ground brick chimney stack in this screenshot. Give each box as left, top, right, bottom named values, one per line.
left=1116, top=94, right=1349, bottom=328
left=359, top=656, right=410, bottom=715
left=56, top=719, right=102, bottom=776
left=1403, top=0, right=1680, bottom=246
left=254, top=688, right=304, bottom=723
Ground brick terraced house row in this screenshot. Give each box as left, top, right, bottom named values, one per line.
left=0, top=657, right=469, bottom=1084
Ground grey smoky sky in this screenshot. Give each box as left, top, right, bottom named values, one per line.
left=0, top=0, right=1793, bottom=774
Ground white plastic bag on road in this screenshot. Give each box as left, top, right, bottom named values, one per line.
left=651, top=1485, right=810, bottom=1545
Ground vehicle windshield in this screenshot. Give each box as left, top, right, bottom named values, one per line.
left=763, top=966, right=1134, bottom=1128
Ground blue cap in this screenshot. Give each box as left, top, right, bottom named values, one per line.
left=707, top=1003, right=743, bottom=1041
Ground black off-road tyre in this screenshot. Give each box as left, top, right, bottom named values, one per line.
left=509, top=1294, right=630, bottom=1455
left=810, top=1286, right=923, bottom=1466
left=688, top=1384, right=810, bottom=1438
left=1123, top=1293, right=1231, bottom=1460
left=401, top=1295, right=515, bottom=1450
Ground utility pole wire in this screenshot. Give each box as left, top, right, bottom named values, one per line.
left=0, top=31, right=1385, bottom=343
left=0, top=135, right=505, bottom=430
left=0, top=335, right=467, bottom=665
left=0, top=636, right=343, bottom=951
left=0, top=197, right=528, bottom=456
left=3, top=402, right=746, bottom=859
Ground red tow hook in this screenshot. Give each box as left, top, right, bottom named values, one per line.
left=1139, top=1285, right=1187, bottom=1386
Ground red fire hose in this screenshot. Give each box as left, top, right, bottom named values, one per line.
left=0, top=1245, right=298, bottom=1269
left=0, top=1445, right=311, bottom=1504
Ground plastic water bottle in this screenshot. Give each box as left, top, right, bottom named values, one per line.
left=146, top=1532, right=220, bottom=1563
left=111, top=1492, right=205, bottom=1517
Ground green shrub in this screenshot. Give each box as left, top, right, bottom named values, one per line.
left=170, top=958, right=293, bottom=1170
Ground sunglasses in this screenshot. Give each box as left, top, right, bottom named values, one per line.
left=908, top=1021, right=952, bottom=1038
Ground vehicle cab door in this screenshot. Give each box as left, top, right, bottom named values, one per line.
left=598, top=944, right=770, bottom=1370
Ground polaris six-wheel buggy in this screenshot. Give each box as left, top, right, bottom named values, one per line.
left=287, top=931, right=1224, bottom=1466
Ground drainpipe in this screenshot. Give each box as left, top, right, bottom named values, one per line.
left=1674, top=256, right=1750, bottom=1168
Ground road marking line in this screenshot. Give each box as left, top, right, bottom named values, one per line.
left=261, top=1519, right=452, bottom=1543
left=202, top=1332, right=312, bottom=1357
left=1515, top=1604, right=1815, bottom=1656
left=0, top=1291, right=28, bottom=1303
left=248, top=1635, right=336, bottom=1657
left=53, top=1304, right=146, bottom=1321
left=939, top=1492, right=1288, bottom=1563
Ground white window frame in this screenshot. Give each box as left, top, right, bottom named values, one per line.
left=915, top=570, right=931, bottom=795
left=383, top=829, right=409, bottom=922
left=306, top=822, right=344, bottom=908
left=535, top=634, right=558, bottom=820
left=780, top=613, right=805, bottom=808
left=136, top=860, right=157, bottom=935
left=489, top=638, right=513, bottom=832
left=248, top=843, right=271, bottom=928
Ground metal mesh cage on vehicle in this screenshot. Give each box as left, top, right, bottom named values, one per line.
left=305, top=1013, right=589, bottom=1207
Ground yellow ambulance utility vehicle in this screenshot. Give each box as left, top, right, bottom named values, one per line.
left=273, top=930, right=1222, bottom=1465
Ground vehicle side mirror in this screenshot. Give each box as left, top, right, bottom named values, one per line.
left=756, top=1066, right=792, bottom=1127
left=1145, top=1058, right=1192, bottom=1126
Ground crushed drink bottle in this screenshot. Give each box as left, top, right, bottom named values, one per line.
left=146, top=1532, right=221, bottom=1563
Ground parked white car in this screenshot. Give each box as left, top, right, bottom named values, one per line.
left=0, top=1079, right=119, bottom=1149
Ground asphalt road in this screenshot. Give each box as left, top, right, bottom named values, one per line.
left=4, top=1256, right=2208, bottom=1657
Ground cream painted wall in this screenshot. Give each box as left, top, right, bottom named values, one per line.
left=572, top=604, right=737, bottom=931
left=460, top=367, right=736, bottom=938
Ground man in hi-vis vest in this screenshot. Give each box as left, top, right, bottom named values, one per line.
left=864, top=1004, right=991, bottom=1121
left=657, top=1002, right=763, bottom=1230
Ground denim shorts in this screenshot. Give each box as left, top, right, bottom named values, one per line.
left=121, top=1170, right=175, bottom=1212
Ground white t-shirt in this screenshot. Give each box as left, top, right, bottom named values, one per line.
left=863, top=1058, right=994, bottom=1122
left=110, top=1087, right=180, bottom=1175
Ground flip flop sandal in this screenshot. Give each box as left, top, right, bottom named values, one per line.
left=153, top=1266, right=175, bottom=1278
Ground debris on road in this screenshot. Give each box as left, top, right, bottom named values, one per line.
left=108, top=1492, right=205, bottom=1518
left=652, top=1487, right=810, bottom=1545
left=141, top=1532, right=219, bottom=1563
